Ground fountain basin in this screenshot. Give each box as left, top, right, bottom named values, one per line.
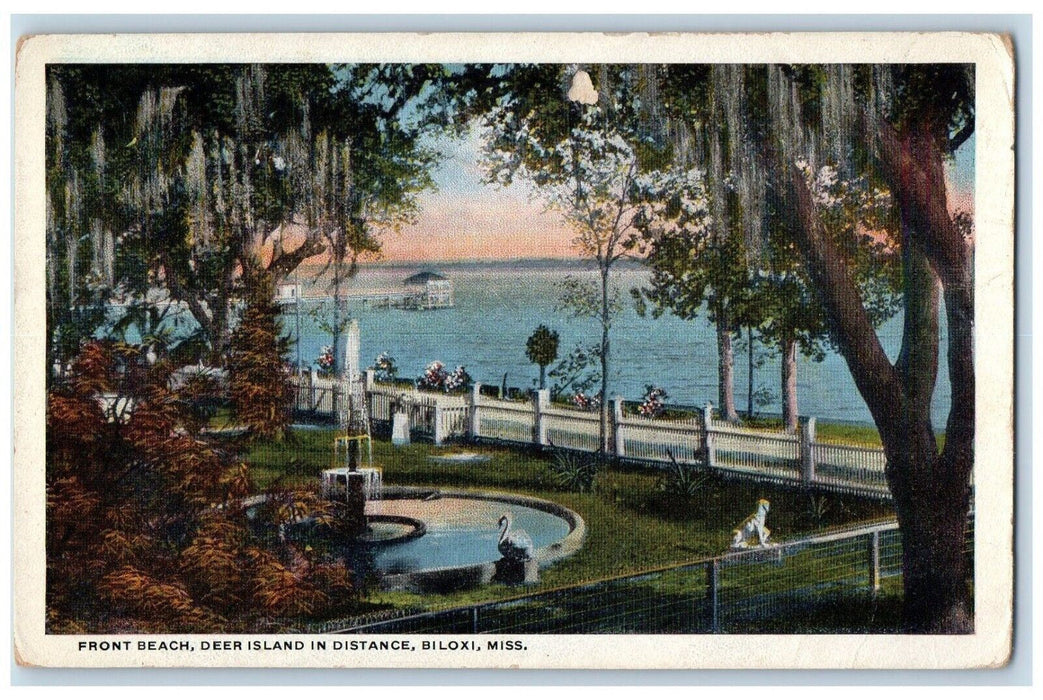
left=357, top=514, right=426, bottom=546
left=370, top=488, right=586, bottom=593
left=243, top=488, right=585, bottom=594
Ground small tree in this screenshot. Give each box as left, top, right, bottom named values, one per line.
left=525, top=325, right=560, bottom=390
left=548, top=343, right=602, bottom=403
left=46, top=340, right=357, bottom=633
left=484, top=77, right=645, bottom=454
left=228, top=270, right=292, bottom=441
left=633, top=163, right=753, bottom=423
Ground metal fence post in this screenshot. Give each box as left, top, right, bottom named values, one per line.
left=469, top=383, right=482, bottom=440
left=799, top=416, right=817, bottom=485
left=612, top=396, right=625, bottom=458
left=707, top=559, right=720, bottom=633
left=472, top=606, right=480, bottom=633
left=702, top=403, right=716, bottom=469
left=868, top=530, right=881, bottom=593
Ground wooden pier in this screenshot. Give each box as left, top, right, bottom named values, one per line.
left=276, top=270, right=454, bottom=311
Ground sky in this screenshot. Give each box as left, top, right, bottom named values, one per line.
left=374, top=122, right=977, bottom=265
left=376, top=128, right=577, bottom=262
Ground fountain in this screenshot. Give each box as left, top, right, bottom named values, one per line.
left=318, top=320, right=395, bottom=540
left=321, top=444, right=382, bottom=503
left=279, top=320, right=585, bottom=592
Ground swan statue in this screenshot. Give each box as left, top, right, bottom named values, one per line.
left=497, top=512, right=535, bottom=561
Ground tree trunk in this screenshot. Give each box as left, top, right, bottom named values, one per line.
left=747, top=326, right=755, bottom=418
left=876, top=123, right=976, bottom=632
left=779, top=140, right=974, bottom=633
left=600, top=268, right=611, bottom=455
left=896, top=223, right=941, bottom=423
left=539, top=364, right=546, bottom=390
left=332, top=287, right=343, bottom=375
left=781, top=336, right=798, bottom=432
left=210, top=299, right=231, bottom=364
left=888, top=436, right=973, bottom=633
left=715, top=309, right=739, bottom=422
left=162, top=251, right=232, bottom=366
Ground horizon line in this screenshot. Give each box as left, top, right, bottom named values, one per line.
left=296, top=255, right=601, bottom=268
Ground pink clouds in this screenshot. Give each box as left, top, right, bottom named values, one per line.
left=947, top=185, right=975, bottom=216
left=375, top=127, right=580, bottom=262
left=314, top=127, right=975, bottom=265
left=379, top=196, right=576, bottom=262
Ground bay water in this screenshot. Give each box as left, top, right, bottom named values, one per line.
left=285, top=259, right=952, bottom=427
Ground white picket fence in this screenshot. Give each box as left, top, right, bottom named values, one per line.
left=289, top=373, right=890, bottom=499
left=292, top=374, right=341, bottom=415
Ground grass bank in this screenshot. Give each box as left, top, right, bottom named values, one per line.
left=245, top=430, right=895, bottom=614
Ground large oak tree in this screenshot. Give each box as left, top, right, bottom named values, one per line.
left=760, top=64, right=976, bottom=631
left=45, top=64, right=460, bottom=369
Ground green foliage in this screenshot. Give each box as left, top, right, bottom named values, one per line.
left=525, top=324, right=560, bottom=389
left=633, top=165, right=754, bottom=326
left=556, top=275, right=624, bottom=323
left=548, top=342, right=602, bottom=401
left=658, top=453, right=712, bottom=501
left=228, top=272, right=293, bottom=442
left=44, top=63, right=470, bottom=368
left=547, top=449, right=600, bottom=493
left=888, top=64, right=975, bottom=150
left=525, top=324, right=560, bottom=368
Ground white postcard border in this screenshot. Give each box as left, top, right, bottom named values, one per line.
left=13, top=31, right=1015, bottom=669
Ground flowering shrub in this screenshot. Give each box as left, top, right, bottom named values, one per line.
left=417, top=361, right=472, bottom=394
left=372, top=352, right=398, bottom=382
left=445, top=365, right=473, bottom=393
left=315, top=346, right=335, bottom=375
left=571, top=391, right=602, bottom=411
left=638, top=385, right=669, bottom=418
left=417, top=360, right=448, bottom=391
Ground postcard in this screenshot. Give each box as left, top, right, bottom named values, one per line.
left=13, top=31, right=1015, bottom=669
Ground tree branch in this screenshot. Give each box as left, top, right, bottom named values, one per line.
left=781, top=160, right=905, bottom=432
left=161, top=252, right=215, bottom=341
left=266, top=236, right=327, bottom=281
left=871, top=113, right=974, bottom=481
left=895, top=224, right=941, bottom=424
left=873, top=118, right=970, bottom=294
left=950, top=121, right=974, bottom=152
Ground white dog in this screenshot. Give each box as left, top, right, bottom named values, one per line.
left=731, top=499, right=771, bottom=549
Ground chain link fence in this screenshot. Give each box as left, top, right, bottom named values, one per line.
left=326, top=519, right=955, bottom=635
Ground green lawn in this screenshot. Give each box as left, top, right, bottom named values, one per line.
left=737, top=417, right=881, bottom=447
left=244, top=429, right=895, bottom=615
left=734, top=417, right=949, bottom=451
